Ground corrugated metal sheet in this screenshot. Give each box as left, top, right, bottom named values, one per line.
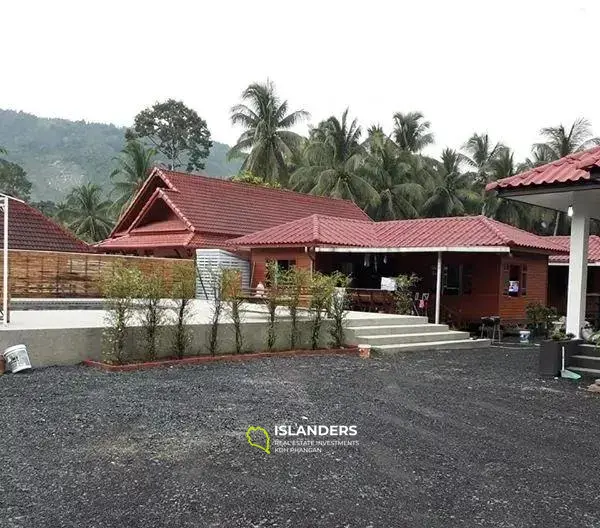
left=195, top=249, right=250, bottom=300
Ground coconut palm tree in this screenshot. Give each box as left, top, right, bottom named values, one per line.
left=110, top=140, right=156, bottom=213
left=290, top=109, right=379, bottom=208
left=361, top=129, right=424, bottom=220
left=58, top=183, right=113, bottom=242
left=228, top=80, right=309, bottom=186
left=534, top=118, right=600, bottom=234
left=486, top=148, right=531, bottom=228
left=391, top=111, right=434, bottom=153
left=463, top=133, right=504, bottom=183
left=422, top=148, right=479, bottom=217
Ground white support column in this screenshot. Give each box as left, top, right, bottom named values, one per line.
left=435, top=251, right=442, bottom=324
left=3, top=195, right=8, bottom=325
left=566, top=209, right=589, bottom=336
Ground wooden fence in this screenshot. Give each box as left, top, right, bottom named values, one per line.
left=0, top=250, right=195, bottom=298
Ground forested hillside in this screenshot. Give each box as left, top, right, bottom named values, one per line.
left=0, top=109, right=241, bottom=201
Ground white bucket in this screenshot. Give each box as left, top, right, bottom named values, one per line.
left=519, top=330, right=531, bottom=344
left=3, top=344, right=32, bottom=374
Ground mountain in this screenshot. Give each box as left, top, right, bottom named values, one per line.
left=0, top=109, right=242, bottom=202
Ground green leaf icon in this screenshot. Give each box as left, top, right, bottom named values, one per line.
left=246, top=426, right=271, bottom=454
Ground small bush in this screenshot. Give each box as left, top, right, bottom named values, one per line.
left=207, top=266, right=224, bottom=356
left=265, top=262, right=282, bottom=351
left=222, top=269, right=245, bottom=354
left=526, top=302, right=557, bottom=339
left=281, top=267, right=311, bottom=350
left=328, top=272, right=350, bottom=348
left=140, top=271, right=167, bottom=361
left=100, top=263, right=144, bottom=364
left=309, top=272, right=336, bottom=350
left=394, top=273, right=420, bottom=315
left=171, top=262, right=196, bottom=359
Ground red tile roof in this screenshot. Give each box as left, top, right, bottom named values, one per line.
left=102, top=168, right=370, bottom=252
left=228, top=214, right=566, bottom=253
left=0, top=198, right=89, bottom=253
left=486, top=146, right=600, bottom=191
left=547, top=235, right=600, bottom=264
left=97, top=231, right=233, bottom=250
left=110, top=168, right=370, bottom=236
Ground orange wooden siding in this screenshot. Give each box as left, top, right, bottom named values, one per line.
left=250, top=248, right=312, bottom=286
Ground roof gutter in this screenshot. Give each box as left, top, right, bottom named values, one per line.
left=314, top=246, right=512, bottom=254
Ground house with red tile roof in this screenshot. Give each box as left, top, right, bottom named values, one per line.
left=97, top=167, right=371, bottom=257
left=228, top=214, right=566, bottom=326
left=0, top=197, right=89, bottom=253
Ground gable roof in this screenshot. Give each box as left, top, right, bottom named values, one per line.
left=109, top=167, right=370, bottom=239
left=486, top=146, right=600, bottom=192
left=228, top=214, right=566, bottom=253
left=0, top=198, right=90, bottom=253
left=547, top=235, right=600, bottom=264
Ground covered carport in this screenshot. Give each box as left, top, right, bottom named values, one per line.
left=486, top=146, right=600, bottom=336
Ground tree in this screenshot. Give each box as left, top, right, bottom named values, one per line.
left=392, top=111, right=434, bottom=153
left=485, top=148, right=531, bottom=227
left=290, top=109, right=379, bottom=208
left=422, top=148, right=478, bottom=217
left=0, top=160, right=32, bottom=201
left=31, top=200, right=58, bottom=217
left=231, top=170, right=281, bottom=188
left=462, top=133, right=505, bottom=214
left=127, top=99, right=212, bottom=171
left=228, top=81, right=309, bottom=186
left=58, top=183, right=113, bottom=242
left=533, top=118, right=600, bottom=234
left=110, top=140, right=156, bottom=213
left=361, top=129, right=424, bottom=220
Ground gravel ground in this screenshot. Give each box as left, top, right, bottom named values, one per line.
left=1, top=347, right=599, bottom=528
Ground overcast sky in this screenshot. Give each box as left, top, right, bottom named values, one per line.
left=2, top=0, right=598, bottom=160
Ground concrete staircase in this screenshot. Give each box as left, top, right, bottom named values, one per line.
left=345, top=312, right=490, bottom=354
left=568, top=344, right=600, bottom=378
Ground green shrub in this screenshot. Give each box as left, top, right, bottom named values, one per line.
left=328, top=272, right=350, bottom=348
left=525, top=302, right=557, bottom=338
left=265, top=262, right=282, bottom=351
left=222, top=269, right=245, bottom=354
left=171, top=262, right=196, bottom=359
left=140, top=271, right=167, bottom=361
left=309, top=272, right=336, bottom=350
left=207, top=267, right=224, bottom=356
left=100, top=263, right=144, bottom=364
left=393, top=273, right=420, bottom=315
left=281, top=267, right=311, bottom=350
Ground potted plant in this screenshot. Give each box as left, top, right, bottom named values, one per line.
left=539, top=329, right=581, bottom=376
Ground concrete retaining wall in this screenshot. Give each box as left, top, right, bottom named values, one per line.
left=0, top=319, right=335, bottom=368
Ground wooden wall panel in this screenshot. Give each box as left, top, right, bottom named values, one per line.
left=0, top=250, right=194, bottom=298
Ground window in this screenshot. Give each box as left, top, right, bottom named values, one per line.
left=276, top=259, right=296, bottom=271
left=503, top=263, right=527, bottom=297
left=439, top=264, right=473, bottom=296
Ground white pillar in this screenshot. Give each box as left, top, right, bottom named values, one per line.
left=435, top=251, right=442, bottom=324
left=3, top=195, right=8, bottom=325
left=566, top=209, right=589, bottom=336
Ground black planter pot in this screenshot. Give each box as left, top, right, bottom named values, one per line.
left=539, top=340, right=565, bottom=377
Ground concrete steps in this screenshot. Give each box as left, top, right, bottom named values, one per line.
left=345, top=311, right=489, bottom=353
left=565, top=366, right=600, bottom=378
left=374, top=339, right=489, bottom=354
left=357, top=330, right=469, bottom=346
left=565, top=345, right=600, bottom=378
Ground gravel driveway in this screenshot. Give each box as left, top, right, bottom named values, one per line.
left=1, top=347, right=599, bottom=528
